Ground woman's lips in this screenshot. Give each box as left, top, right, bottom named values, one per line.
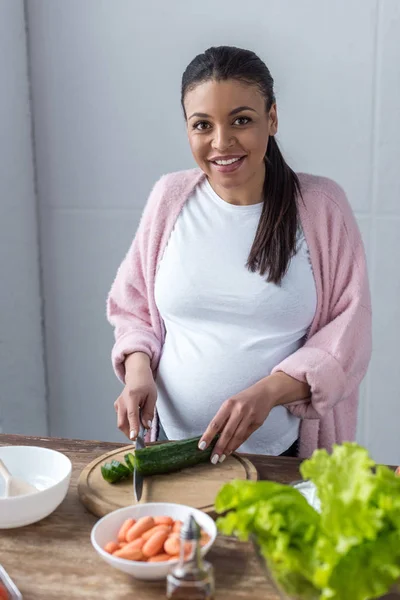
left=210, top=155, right=246, bottom=173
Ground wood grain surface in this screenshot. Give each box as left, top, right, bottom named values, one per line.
left=0, top=434, right=301, bottom=599
left=78, top=444, right=258, bottom=517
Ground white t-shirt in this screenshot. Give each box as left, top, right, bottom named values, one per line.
left=154, top=178, right=317, bottom=455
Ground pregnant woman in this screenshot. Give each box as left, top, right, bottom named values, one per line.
left=107, top=45, right=372, bottom=461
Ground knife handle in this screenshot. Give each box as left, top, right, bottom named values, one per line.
left=137, top=406, right=146, bottom=438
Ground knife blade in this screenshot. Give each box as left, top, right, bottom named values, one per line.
left=133, top=408, right=146, bottom=503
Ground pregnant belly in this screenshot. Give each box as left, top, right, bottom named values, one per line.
left=154, top=342, right=301, bottom=455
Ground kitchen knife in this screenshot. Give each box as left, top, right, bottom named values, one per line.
left=133, top=408, right=146, bottom=503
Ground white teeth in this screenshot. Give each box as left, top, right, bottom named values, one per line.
left=214, top=157, right=242, bottom=166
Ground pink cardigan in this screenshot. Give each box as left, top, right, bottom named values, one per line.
left=107, top=169, right=372, bottom=458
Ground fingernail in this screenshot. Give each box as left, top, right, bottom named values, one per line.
left=198, top=441, right=207, bottom=451
left=129, top=429, right=136, bottom=440
left=219, top=454, right=226, bottom=464
left=211, top=454, right=219, bottom=465
left=147, top=420, right=152, bottom=429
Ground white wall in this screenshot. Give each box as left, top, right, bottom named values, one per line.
left=0, top=0, right=47, bottom=434
left=21, top=0, right=400, bottom=462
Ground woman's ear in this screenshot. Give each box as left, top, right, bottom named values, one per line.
left=269, top=103, right=278, bottom=136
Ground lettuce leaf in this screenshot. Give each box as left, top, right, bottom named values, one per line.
left=216, top=480, right=322, bottom=598
left=215, top=443, right=400, bottom=600
left=300, top=443, right=383, bottom=555
left=322, top=531, right=400, bottom=600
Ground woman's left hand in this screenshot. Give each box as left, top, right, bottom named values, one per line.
left=198, top=378, right=275, bottom=464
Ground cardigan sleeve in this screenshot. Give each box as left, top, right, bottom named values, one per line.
left=272, top=189, right=372, bottom=420
left=106, top=177, right=165, bottom=383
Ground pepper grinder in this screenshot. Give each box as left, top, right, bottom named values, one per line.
left=166, top=515, right=215, bottom=599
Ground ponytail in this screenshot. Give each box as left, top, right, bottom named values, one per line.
left=246, top=136, right=301, bottom=284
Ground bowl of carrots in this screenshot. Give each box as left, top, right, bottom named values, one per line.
left=90, top=502, right=217, bottom=580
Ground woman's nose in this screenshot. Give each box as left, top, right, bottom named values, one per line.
left=211, top=127, right=234, bottom=152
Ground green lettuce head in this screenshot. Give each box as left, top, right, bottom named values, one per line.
left=215, top=443, right=400, bottom=600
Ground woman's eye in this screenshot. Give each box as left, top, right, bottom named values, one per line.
left=234, top=116, right=251, bottom=125
left=193, top=121, right=211, bottom=131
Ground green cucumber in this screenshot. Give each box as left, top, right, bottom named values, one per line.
left=101, top=459, right=131, bottom=483
left=125, top=452, right=136, bottom=472
left=100, top=435, right=218, bottom=483
left=111, top=459, right=131, bottom=477
left=124, top=453, right=135, bottom=473
left=101, top=463, right=125, bottom=484
left=134, top=435, right=218, bottom=476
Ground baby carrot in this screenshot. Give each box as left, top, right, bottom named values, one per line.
left=142, top=524, right=170, bottom=541
left=0, top=584, right=8, bottom=600
left=164, top=535, right=192, bottom=557
left=123, top=537, right=145, bottom=551
left=126, top=516, right=155, bottom=542
left=172, top=520, right=183, bottom=534
left=113, top=547, right=144, bottom=561
left=153, top=516, right=174, bottom=526
left=117, top=518, right=135, bottom=542
left=104, top=541, right=119, bottom=554
left=200, top=532, right=211, bottom=546
left=142, top=530, right=170, bottom=558
left=147, top=553, right=176, bottom=562
left=164, top=534, right=180, bottom=556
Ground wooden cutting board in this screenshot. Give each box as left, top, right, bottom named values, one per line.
left=78, top=444, right=258, bottom=518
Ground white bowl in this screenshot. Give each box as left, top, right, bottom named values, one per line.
left=91, top=502, right=217, bottom=581
left=0, top=446, right=72, bottom=528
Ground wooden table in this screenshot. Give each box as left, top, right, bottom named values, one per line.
left=0, top=434, right=303, bottom=599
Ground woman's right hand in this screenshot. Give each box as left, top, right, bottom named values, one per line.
left=114, top=352, right=157, bottom=440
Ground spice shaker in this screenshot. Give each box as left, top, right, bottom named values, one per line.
left=166, top=515, right=215, bottom=599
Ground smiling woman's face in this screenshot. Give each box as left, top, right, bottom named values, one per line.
left=184, top=78, right=277, bottom=193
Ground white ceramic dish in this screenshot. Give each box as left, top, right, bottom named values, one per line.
left=0, top=446, right=72, bottom=528
left=91, top=502, right=218, bottom=581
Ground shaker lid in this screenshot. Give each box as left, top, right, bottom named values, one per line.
left=180, top=514, right=201, bottom=541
